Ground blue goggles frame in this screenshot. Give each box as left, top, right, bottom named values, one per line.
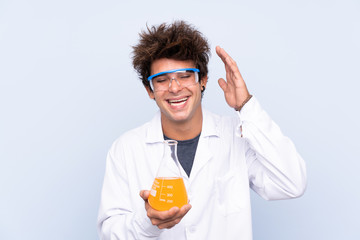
left=147, top=68, right=200, bottom=81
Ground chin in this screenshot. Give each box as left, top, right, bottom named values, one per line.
left=169, top=113, right=190, bottom=122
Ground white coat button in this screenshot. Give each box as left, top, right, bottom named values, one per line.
left=189, top=226, right=196, bottom=233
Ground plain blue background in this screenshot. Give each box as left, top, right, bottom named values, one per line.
left=1, top=0, right=359, bottom=239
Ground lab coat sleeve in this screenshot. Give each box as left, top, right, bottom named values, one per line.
left=237, top=96, right=307, bottom=200
left=97, top=140, right=163, bottom=239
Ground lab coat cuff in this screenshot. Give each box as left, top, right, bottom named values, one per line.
left=235, top=96, right=260, bottom=137
left=236, top=95, right=260, bottom=120
left=135, top=213, right=164, bottom=237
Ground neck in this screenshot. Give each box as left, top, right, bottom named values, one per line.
left=161, top=108, right=203, bottom=141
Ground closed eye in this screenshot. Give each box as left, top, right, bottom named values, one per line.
left=154, top=78, right=167, bottom=83
left=179, top=74, right=191, bottom=79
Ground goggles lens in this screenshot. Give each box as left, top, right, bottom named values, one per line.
left=148, top=68, right=200, bottom=91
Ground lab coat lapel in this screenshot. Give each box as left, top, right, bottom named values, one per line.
left=190, top=136, right=212, bottom=179
left=190, top=109, right=220, bottom=179
left=145, top=111, right=164, bottom=144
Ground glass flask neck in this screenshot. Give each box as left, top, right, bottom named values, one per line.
left=165, top=139, right=178, bottom=163
left=156, top=140, right=183, bottom=178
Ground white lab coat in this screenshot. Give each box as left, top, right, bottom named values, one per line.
left=97, top=97, right=307, bottom=240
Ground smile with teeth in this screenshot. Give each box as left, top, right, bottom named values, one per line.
left=168, top=97, right=188, bottom=106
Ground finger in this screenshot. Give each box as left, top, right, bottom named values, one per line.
left=179, top=204, right=192, bottom=216
left=222, top=55, right=241, bottom=80
left=148, top=206, right=180, bottom=221
left=157, top=218, right=182, bottom=229
left=151, top=215, right=180, bottom=227
left=139, top=190, right=150, bottom=200
left=216, top=45, right=229, bottom=63
left=140, top=190, right=151, bottom=211
left=227, top=59, right=243, bottom=80
left=218, top=78, right=228, bottom=92
left=216, top=46, right=231, bottom=66
left=215, top=46, right=224, bottom=61
left=153, top=204, right=192, bottom=227
left=216, top=46, right=239, bottom=74
left=216, top=46, right=235, bottom=66
left=160, top=204, right=191, bottom=220
left=216, top=47, right=236, bottom=87
left=223, top=58, right=244, bottom=87
left=216, top=46, right=243, bottom=83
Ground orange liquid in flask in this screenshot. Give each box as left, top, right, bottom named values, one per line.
left=148, top=177, right=188, bottom=211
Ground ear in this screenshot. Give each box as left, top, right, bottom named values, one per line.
left=145, top=86, right=155, bottom=99
left=201, top=76, right=208, bottom=88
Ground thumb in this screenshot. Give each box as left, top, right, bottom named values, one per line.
left=139, top=190, right=150, bottom=200
left=218, top=78, right=227, bottom=92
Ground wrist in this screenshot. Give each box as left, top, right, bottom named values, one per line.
left=234, top=94, right=253, bottom=112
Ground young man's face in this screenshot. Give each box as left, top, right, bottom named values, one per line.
left=146, top=58, right=207, bottom=125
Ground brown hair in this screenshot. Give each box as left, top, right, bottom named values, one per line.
left=132, top=20, right=210, bottom=91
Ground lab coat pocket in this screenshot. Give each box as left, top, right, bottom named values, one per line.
left=215, top=171, right=246, bottom=216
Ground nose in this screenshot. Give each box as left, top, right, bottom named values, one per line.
left=168, top=77, right=182, bottom=93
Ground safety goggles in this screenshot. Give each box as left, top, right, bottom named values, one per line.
left=147, top=68, right=200, bottom=91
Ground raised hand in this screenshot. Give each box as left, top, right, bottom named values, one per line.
left=140, top=190, right=192, bottom=229
left=216, top=46, right=251, bottom=110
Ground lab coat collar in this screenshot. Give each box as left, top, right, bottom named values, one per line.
left=145, top=108, right=220, bottom=144
left=145, top=111, right=164, bottom=144
left=201, top=109, right=220, bottom=138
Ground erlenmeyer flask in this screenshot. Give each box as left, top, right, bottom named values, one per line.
left=148, top=140, right=188, bottom=211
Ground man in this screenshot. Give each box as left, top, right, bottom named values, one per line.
left=97, top=21, right=306, bottom=239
